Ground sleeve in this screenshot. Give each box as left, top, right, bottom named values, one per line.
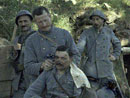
left=77, top=31, right=87, bottom=55
left=13, top=36, right=19, bottom=45
left=65, top=30, right=81, bottom=66
left=24, top=37, right=42, bottom=75
left=24, top=71, right=47, bottom=98
left=111, top=31, right=121, bottom=59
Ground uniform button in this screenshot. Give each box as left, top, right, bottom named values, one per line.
left=43, top=48, right=45, bottom=50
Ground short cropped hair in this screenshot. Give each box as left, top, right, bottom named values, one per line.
left=56, top=45, right=73, bottom=57
left=32, top=6, right=50, bottom=17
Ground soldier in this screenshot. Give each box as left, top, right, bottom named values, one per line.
left=24, top=45, right=81, bottom=98
left=11, top=10, right=35, bottom=98
left=77, top=10, right=121, bottom=98
left=24, top=6, right=80, bottom=84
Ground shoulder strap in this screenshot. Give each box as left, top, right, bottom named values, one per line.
left=38, top=32, right=57, bottom=47
left=53, top=73, right=74, bottom=98
left=24, top=31, right=35, bottom=43
left=18, top=31, right=35, bottom=44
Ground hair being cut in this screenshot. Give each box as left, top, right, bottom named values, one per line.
left=32, top=6, right=50, bottom=17
left=56, top=45, right=73, bottom=57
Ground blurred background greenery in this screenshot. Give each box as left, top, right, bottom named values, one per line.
left=0, top=0, right=130, bottom=97
left=0, top=0, right=130, bottom=40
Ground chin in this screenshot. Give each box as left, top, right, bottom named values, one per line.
left=22, top=30, right=29, bottom=32
left=56, top=67, right=64, bottom=70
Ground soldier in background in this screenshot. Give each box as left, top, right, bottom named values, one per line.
left=24, top=6, right=80, bottom=84
left=77, top=10, right=121, bottom=98
left=11, top=10, right=35, bottom=98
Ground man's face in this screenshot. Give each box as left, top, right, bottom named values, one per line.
left=91, top=16, right=104, bottom=29
left=54, top=51, right=71, bottom=71
left=34, top=11, right=52, bottom=32
left=18, top=15, right=32, bottom=32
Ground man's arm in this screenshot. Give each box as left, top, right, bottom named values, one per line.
left=111, top=31, right=121, bottom=60
left=65, top=30, right=81, bottom=65
left=24, top=71, right=47, bottom=98
left=77, top=31, right=87, bottom=54
left=24, top=37, right=42, bottom=75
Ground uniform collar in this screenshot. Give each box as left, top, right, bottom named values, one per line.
left=38, top=25, right=53, bottom=35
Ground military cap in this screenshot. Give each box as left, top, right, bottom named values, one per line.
left=15, top=10, right=33, bottom=25
left=89, top=9, right=107, bottom=21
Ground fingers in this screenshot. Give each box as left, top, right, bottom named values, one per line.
left=109, top=55, right=116, bottom=61
left=44, top=64, right=53, bottom=70
left=41, top=59, right=54, bottom=71
left=14, top=43, right=21, bottom=50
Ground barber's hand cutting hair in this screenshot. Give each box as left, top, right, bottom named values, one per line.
left=41, top=59, right=54, bottom=71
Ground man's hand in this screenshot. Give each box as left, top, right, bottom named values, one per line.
left=41, top=59, right=54, bottom=71
left=109, top=54, right=116, bottom=61
left=14, top=43, right=21, bottom=50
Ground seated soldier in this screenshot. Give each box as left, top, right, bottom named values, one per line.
left=24, top=46, right=81, bottom=98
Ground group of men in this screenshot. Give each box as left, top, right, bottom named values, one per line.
left=11, top=6, right=121, bottom=98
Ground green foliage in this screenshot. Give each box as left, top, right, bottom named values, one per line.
left=53, top=15, right=73, bottom=32
left=0, top=0, right=129, bottom=40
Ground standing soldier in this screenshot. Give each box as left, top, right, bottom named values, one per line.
left=77, top=10, right=121, bottom=98
left=24, top=6, right=80, bottom=84
left=11, top=10, right=35, bottom=98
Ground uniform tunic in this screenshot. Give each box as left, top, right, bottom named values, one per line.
left=12, top=29, right=35, bottom=98
left=24, top=26, right=80, bottom=83
left=24, top=67, right=81, bottom=98
left=77, top=26, right=121, bottom=79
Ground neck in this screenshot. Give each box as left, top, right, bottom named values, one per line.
left=39, top=25, right=52, bottom=33
left=57, top=69, right=65, bottom=75
left=94, top=25, right=103, bottom=33
left=98, top=26, right=103, bottom=32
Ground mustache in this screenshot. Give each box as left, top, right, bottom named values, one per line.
left=55, top=62, right=63, bottom=65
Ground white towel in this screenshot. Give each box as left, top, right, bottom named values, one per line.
left=70, top=62, right=91, bottom=88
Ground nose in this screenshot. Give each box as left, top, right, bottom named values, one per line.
left=21, top=22, right=25, bottom=26
left=93, top=19, right=98, bottom=24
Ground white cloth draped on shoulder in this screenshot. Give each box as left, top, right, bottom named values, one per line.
left=70, top=62, right=91, bottom=88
